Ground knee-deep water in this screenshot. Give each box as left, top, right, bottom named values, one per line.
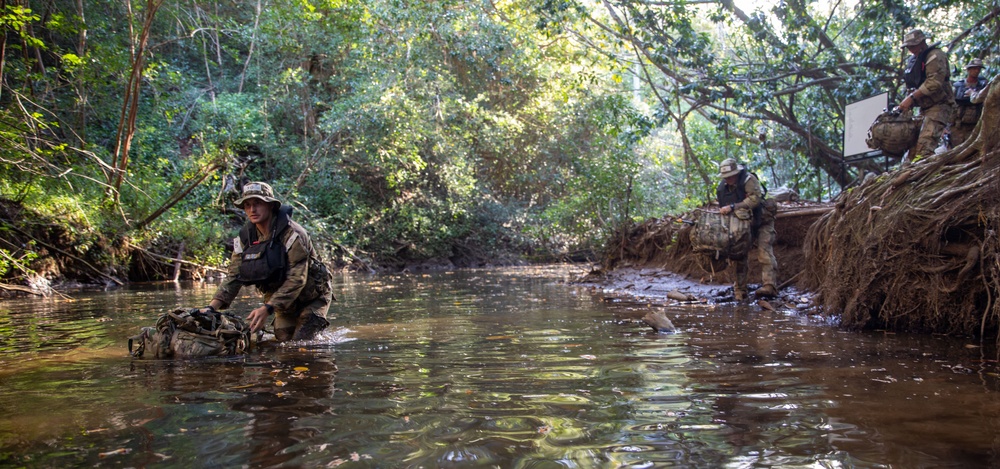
left=1, top=265, right=999, bottom=468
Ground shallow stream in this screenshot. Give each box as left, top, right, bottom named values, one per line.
left=1, top=265, right=999, bottom=467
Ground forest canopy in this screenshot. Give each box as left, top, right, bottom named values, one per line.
left=0, top=0, right=997, bottom=284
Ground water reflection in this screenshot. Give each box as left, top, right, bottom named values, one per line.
left=0, top=266, right=999, bottom=467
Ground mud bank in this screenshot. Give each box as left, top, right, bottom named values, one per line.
left=578, top=266, right=722, bottom=301
left=576, top=202, right=832, bottom=310
left=575, top=265, right=818, bottom=312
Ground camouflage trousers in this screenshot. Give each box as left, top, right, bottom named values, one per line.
left=733, top=218, right=778, bottom=294
left=910, top=103, right=954, bottom=159
left=273, top=292, right=332, bottom=331
left=268, top=264, right=334, bottom=340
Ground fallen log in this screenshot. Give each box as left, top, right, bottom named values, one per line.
left=776, top=206, right=834, bottom=218
left=666, top=290, right=697, bottom=302
left=132, top=246, right=226, bottom=274
left=0, top=283, right=45, bottom=296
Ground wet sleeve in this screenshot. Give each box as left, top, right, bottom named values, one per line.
left=212, top=241, right=245, bottom=309
left=919, top=50, right=949, bottom=100
left=267, top=232, right=310, bottom=312
left=736, top=176, right=764, bottom=210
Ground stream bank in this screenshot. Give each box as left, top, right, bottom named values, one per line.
left=575, top=200, right=833, bottom=312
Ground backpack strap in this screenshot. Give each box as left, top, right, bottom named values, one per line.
left=285, top=231, right=300, bottom=252
left=127, top=330, right=145, bottom=357
left=749, top=171, right=768, bottom=198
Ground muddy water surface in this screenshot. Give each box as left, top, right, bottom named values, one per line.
left=1, top=265, right=999, bottom=467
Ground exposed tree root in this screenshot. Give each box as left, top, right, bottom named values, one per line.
left=804, top=76, right=1000, bottom=336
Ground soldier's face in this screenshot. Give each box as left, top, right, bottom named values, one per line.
left=968, top=67, right=982, bottom=79
left=243, top=198, right=274, bottom=226
left=724, top=175, right=739, bottom=185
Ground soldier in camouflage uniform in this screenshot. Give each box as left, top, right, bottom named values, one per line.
left=951, top=58, right=989, bottom=147
left=896, top=29, right=955, bottom=160
left=717, top=158, right=778, bottom=301
left=204, top=182, right=333, bottom=341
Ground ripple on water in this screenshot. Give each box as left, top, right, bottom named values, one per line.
left=2, top=268, right=1000, bottom=468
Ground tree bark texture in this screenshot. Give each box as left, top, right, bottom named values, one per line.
left=803, top=75, right=1000, bottom=336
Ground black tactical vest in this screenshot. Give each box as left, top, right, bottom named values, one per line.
left=954, top=77, right=987, bottom=105
left=955, top=76, right=987, bottom=124
left=717, top=169, right=765, bottom=228
left=237, top=205, right=292, bottom=288
left=903, top=45, right=937, bottom=90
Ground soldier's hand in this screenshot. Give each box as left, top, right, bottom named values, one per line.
left=720, top=205, right=733, bottom=215
left=247, top=306, right=270, bottom=333
left=898, top=95, right=914, bottom=112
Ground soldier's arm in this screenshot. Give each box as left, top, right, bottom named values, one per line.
left=972, top=82, right=990, bottom=104
left=211, top=243, right=245, bottom=309
left=916, top=50, right=949, bottom=100
left=267, top=233, right=310, bottom=312
left=735, top=176, right=764, bottom=210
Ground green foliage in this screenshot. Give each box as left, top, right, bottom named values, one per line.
left=563, top=0, right=998, bottom=202
left=3, top=0, right=996, bottom=281
left=0, top=247, right=38, bottom=278
left=529, top=94, right=653, bottom=250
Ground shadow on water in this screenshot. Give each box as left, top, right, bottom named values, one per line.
left=2, top=266, right=1000, bottom=467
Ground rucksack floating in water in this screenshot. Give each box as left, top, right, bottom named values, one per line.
left=129, top=308, right=252, bottom=359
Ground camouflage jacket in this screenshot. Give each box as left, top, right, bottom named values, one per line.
left=908, top=47, right=955, bottom=109
left=212, top=219, right=320, bottom=315
left=718, top=170, right=764, bottom=212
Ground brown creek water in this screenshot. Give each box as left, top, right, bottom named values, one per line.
left=1, top=265, right=999, bottom=468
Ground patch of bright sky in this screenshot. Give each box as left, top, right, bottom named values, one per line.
left=732, top=0, right=776, bottom=15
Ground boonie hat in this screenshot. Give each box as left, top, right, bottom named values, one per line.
left=902, top=29, right=927, bottom=47
left=235, top=181, right=281, bottom=208
left=966, top=58, right=984, bottom=69
left=718, top=158, right=742, bottom=179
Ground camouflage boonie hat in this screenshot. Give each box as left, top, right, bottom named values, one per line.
left=902, top=29, right=927, bottom=47
left=718, top=158, right=742, bottom=179
left=235, top=181, right=281, bottom=208
left=966, top=58, right=984, bottom=69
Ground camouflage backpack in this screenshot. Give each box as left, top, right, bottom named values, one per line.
left=129, top=308, right=252, bottom=359
left=866, top=110, right=920, bottom=157
left=689, top=208, right=753, bottom=261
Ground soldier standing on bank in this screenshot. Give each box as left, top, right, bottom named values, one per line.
left=717, top=158, right=779, bottom=301
left=895, top=29, right=956, bottom=161
left=951, top=58, right=989, bottom=147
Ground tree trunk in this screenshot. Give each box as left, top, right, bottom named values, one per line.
left=109, top=0, right=164, bottom=206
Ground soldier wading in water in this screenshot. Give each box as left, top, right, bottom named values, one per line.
left=202, top=182, right=334, bottom=341
left=717, top=158, right=779, bottom=301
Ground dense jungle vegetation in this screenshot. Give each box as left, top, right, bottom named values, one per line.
left=0, top=0, right=996, bottom=287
